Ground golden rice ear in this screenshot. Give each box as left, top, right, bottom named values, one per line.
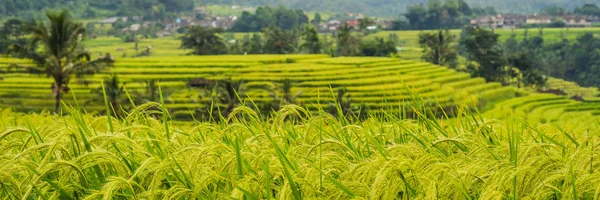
left=227, top=105, right=260, bottom=123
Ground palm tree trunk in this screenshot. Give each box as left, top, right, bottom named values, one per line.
left=54, top=84, right=61, bottom=114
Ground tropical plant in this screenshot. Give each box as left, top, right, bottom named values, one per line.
left=198, top=79, right=246, bottom=121
left=267, top=79, right=303, bottom=111
left=9, top=10, right=114, bottom=113
left=337, top=23, right=359, bottom=56
left=180, top=26, right=228, bottom=55
left=133, top=79, right=174, bottom=104
left=359, top=37, right=397, bottom=57
left=459, top=26, right=506, bottom=83
left=310, top=13, right=322, bottom=26
left=300, top=26, right=322, bottom=54
left=508, top=53, right=547, bottom=88
left=263, top=26, right=296, bottom=54
left=418, top=30, right=458, bottom=68
left=89, top=74, right=127, bottom=117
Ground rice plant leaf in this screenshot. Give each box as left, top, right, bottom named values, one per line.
left=235, top=186, right=259, bottom=200
left=306, top=161, right=355, bottom=197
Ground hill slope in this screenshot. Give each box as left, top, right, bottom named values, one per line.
left=0, top=55, right=513, bottom=120
left=199, top=0, right=586, bottom=17
left=0, top=0, right=587, bottom=19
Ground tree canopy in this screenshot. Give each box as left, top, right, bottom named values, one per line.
left=0, top=0, right=194, bottom=19
left=230, top=6, right=309, bottom=32
left=10, top=10, right=114, bottom=113
left=180, top=26, right=228, bottom=55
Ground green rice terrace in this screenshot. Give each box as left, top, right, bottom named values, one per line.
left=0, top=55, right=513, bottom=119
left=2, top=55, right=600, bottom=199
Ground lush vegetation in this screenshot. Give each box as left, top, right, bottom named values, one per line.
left=0, top=0, right=194, bottom=19
left=3, top=5, right=600, bottom=199
left=0, top=55, right=513, bottom=121
left=2, top=89, right=600, bottom=198
left=8, top=11, right=114, bottom=113
left=230, top=6, right=309, bottom=32
left=197, top=0, right=591, bottom=17
left=393, top=0, right=496, bottom=30
left=1, top=0, right=597, bottom=20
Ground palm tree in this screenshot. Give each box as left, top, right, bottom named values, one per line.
left=11, top=11, right=114, bottom=113
left=263, top=26, right=295, bottom=54
left=198, top=79, right=246, bottom=120
left=337, top=23, right=358, bottom=56
left=89, top=74, right=126, bottom=117
left=267, top=79, right=303, bottom=111
left=418, top=30, right=458, bottom=68
left=300, top=26, right=322, bottom=54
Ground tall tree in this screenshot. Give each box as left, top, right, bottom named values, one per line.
left=508, top=53, right=546, bottom=88
left=564, top=33, right=600, bottom=87
left=336, top=23, right=359, bottom=56
left=263, top=26, right=296, bottom=54
left=230, top=6, right=309, bottom=32
left=180, top=26, right=227, bottom=55
left=10, top=11, right=114, bottom=113
left=574, top=4, right=600, bottom=16
left=418, top=30, right=458, bottom=68
left=300, top=26, right=322, bottom=54
left=0, top=19, right=28, bottom=53
left=460, top=27, right=506, bottom=83
left=311, top=13, right=322, bottom=26
left=249, top=33, right=264, bottom=54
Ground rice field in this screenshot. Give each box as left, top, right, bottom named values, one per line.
left=1, top=93, right=600, bottom=199
left=81, top=27, right=600, bottom=63
left=0, top=55, right=516, bottom=119
left=2, top=51, right=600, bottom=198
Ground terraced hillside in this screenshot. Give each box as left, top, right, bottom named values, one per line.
left=546, top=77, right=599, bottom=98
left=483, top=77, right=600, bottom=132
left=484, top=93, right=600, bottom=133
left=0, top=55, right=515, bottom=119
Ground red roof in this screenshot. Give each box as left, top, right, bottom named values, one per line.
left=346, top=20, right=359, bottom=26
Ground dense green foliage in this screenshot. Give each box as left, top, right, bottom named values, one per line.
left=262, top=26, right=298, bottom=54
left=459, top=27, right=547, bottom=88
left=300, top=26, right=322, bottom=54
left=460, top=27, right=506, bottom=83
left=230, top=6, right=308, bottom=32
left=418, top=30, right=458, bottom=68
left=0, top=0, right=194, bottom=19
left=573, top=3, right=600, bottom=16
left=336, top=23, right=359, bottom=56
left=197, top=0, right=586, bottom=17
left=359, top=38, right=397, bottom=57
left=180, top=26, right=228, bottom=55
left=0, top=19, right=28, bottom=54
left=496, top=30, right=600, bottom=88
left=9, top=11, right=114, bottom=113
left=396, top=0, right=493, bottom=30
left=1, top=0, right=594, bottom=19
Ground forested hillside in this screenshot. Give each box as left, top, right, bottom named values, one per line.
left=0, top=0, right=588, bottom=19
left=197, top=0, right=587, bottom=16
left=0, top=0, right=194, bottom=19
